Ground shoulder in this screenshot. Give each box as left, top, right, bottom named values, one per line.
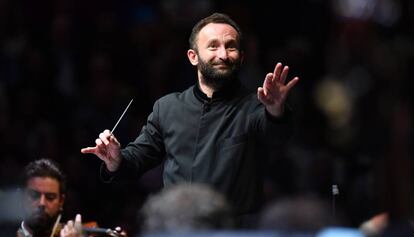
left=152, top=86, right=196, bottom=114
left=157, top=86, right=195, bottom=105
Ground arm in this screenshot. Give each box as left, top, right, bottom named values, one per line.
left=120, top=100, right=166, bottom=174
left=81, top=101, right=166, bottom=177
left=253, top=62, right=299, bottom=144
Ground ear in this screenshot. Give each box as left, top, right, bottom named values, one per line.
left=187, top=49, right=198, bottom=66
left=59, top=194, right=65, bottom=210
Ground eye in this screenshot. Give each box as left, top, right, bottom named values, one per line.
left=227, top=47, right=237, bottom=52
left=207, top=44, right=218, bottom=50
left=45, top=193, right=58, bottom=201
left=226, top=42, right=238, bottom=51
left=27, top=190, right=41, bottom=201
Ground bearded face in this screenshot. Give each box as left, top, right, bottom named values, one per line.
left=197, top=53, right=242, bottom=91
left=188, top=23, right=243, bottom=92
left=23, top=177, right=64, bottom=235
left=25, top=205, right=58, bottom=234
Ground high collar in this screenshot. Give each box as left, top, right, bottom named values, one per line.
left=20, top=222, right=32, bottom=237
left=193, top=80, right=241, bottom=102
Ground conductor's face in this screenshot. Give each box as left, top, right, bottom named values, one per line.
left=24, top=176, right=64, bottom=232
left=188, top=23, right=243, bottom=89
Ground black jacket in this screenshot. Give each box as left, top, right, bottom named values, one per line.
left=106, top=82, right=292, bottom=215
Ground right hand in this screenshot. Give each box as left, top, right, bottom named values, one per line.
left=81, top=129, right=122, bottom=172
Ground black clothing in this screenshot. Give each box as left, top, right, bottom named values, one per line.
left=105, top=82, right=292, bottom=214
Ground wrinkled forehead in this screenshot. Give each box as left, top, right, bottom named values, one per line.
left=26, top=176, right=61, bottom=195
left=197, top=23, right=240, bottom=44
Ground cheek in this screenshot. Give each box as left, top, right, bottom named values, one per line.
left=229, top=52, right=241, bottom=60
left=199, top=50, right=215, bottom=60
left=45, top=201, right=61, bottom=213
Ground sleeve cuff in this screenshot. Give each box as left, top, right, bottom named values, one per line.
left=99, top=157, right=126, bottom=183
left=265, top=105, right=292, bottom=124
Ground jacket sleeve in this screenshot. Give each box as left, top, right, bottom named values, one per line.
left=122, top=100, right=166, bottom=173
left=251, top=102, right=294, bottom=147
left=100, top=100, right=166, bottom=183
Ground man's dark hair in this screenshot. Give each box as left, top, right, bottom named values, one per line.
left=189, top=12, right=243, bottom=51
left=24, top=158, right=66, bottom=195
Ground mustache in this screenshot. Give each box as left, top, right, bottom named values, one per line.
left=27, top=207, right=51, bottom=222
left=210, top=59, right=236, bottom=66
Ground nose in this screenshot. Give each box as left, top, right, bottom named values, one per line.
left=39, top=194, right=46, bottom=206
left=217, top=46, right=228, bottom=60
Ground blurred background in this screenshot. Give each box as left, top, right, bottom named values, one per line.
left=0, top=0, right=413, bottom=235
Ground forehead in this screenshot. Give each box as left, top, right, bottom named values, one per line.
left=27, top=176, right=60, bottom=194
left=197, top=23, right=239, bottom=43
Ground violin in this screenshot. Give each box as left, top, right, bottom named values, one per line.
left=53, top=220, right=128, bottom=237
left=82, top=222, right=127, bottom=237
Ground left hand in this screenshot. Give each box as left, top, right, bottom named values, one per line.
left=257, top=62, right=299, bottom=117
left=60, top=214, right=82, bottom=237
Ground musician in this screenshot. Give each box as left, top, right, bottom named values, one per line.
left=17, top=158, right=66, bottom=237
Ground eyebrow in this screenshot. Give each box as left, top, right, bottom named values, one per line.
left=27, top=189, right=59, bottom=196
left=206, top=38, right=239, bottom=46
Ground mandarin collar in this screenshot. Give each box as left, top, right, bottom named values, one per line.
left=193, top=80, right=241, bottom=102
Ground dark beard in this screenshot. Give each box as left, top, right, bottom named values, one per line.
left=25, top=208, right=57, bottom=236
left=198, top=57, right=241, bottom=91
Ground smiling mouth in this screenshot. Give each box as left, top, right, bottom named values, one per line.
left=214, top=64, right=229, bottom=69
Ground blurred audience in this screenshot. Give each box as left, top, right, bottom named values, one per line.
left=258, top=196, right=338, bottom=235
left=140, top=183, right=234, bottom=234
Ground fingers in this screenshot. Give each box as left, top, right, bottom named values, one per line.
left=74, top=214, right=82, bottom=232
left=75, top=213, right=82, bottom=223
left=257, top=87, right=272, bottom=105
left=80, top=147, right=97, bottom=154
left=273, top=62, right=282, bottom=82
left=61, top=220, right=74, bottom=237
left=258, top=62, right=300, bottom=107
left=81, top=129, right=118, bottom=154
left=272, top=62, right=290, bottom=84
left=99, top=130, right=111, bottom=145
left=109, top=134, right=120, bottom=147
left=285, top=77, right=300, bottom=92
left=60, top=215, right=82, bottom=237
left=263, top=73, right=273, bottom=96
left=280, top=66, right=289, bottom=84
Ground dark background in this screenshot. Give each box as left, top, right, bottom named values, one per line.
left=0, top=0, right=413, bottom=236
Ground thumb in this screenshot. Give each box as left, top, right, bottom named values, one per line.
left=81, top=147, right=96, bottom=154
left=75, top=214, right=82, bottom=223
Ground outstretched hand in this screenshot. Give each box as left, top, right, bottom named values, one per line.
left=257, top=62, right=299, bottom=117
left=81, top=129, right=122, bottom=172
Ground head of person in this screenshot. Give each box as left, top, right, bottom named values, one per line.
left=187, top=13, right=244, bottom=91
left=140, top=183, right=234, bottom=233
left=22, top=158, right=66, bottom=235
left=258, top=197, right=337, bottom=234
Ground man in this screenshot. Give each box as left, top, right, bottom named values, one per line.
left=81, top=12, right=299, bottom=221
left=17, top=158, right=66, bottom=237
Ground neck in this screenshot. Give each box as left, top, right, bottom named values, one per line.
left=198, top=72, right=214, bottom=98
left=198, top=81, right=214, bottom=98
